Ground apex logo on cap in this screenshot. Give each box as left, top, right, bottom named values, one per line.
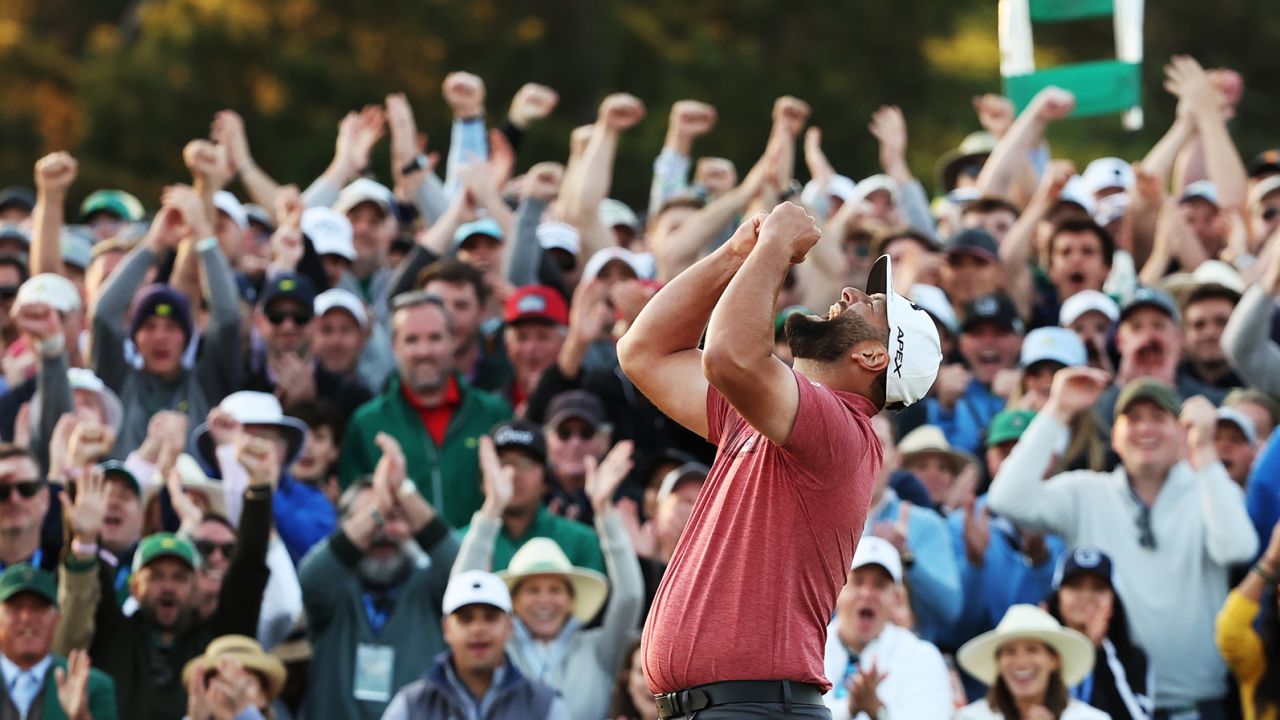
left=516, top=295, right=547, bottom=313
left=893, top=327, right=905, bottom=377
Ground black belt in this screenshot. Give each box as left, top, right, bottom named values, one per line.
left=654, top=680, right=824, bottom=719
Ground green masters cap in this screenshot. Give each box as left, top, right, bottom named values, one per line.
left=79, top=189, right=145, bottom=223
left=986, top=410, right=1037, bottom=447
left=1114, top=378, right=1181, bottom=421
left=95, top=460, right=141, bottom=496
left=132, top=533, right=200, bottom=573
left=0, top=563, right=57, bottom=606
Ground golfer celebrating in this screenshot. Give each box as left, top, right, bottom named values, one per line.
left=618, top=202, right=942, bottom=719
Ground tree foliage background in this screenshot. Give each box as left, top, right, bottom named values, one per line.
left=2, top=0, right=1278, bottom=212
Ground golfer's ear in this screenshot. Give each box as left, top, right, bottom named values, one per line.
left=852, top=341, right=888, bottom=372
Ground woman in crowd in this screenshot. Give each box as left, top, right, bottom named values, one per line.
left=1044, top=547, right=1153, bottom=720
left=1218, top=521, right=1280, bottom=720
left=454, top=438, right=644, bottom=720
left=607, top=638, right=659, bottom=720
left=956, top=604, right=1109, bottom=719
left=1005, top=327, right=1109, bottom=472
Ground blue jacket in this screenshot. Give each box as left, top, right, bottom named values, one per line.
left=924, top=378, right=1005, bottom=455
left=940, top=495, right=1064, bottom=653
left=273, top=474, right=337, bottom=564
left=380, top=651, right=569, bottom=720
left=866, top=491, right=961, bottom=643
left=1247, top=431, right=1280, bottom=555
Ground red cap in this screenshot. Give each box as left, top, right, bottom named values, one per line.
left=504, top=285, right=569, bottom=326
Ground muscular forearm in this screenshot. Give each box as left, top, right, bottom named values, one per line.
left=1143, top=118, right=1195, bottom=189
left=705, top=239, right=788, bottom=374
left=31, top=190, right=66, bottom=276
left=621, top=243, right=745, bottom=363
left=976, top=112, right=1047, bottom=202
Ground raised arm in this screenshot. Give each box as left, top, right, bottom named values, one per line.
left=31, top=152, right=78, bottom=276
left=649, top=100, right=717, bottom=215
left=1221, top=262, right=1280, bottom=397
left=441, top=72, right=490, bottom=196
left=584, top=442, right=643, bottom=670
left=1181, top=396, right=1260, bottom=564
left=15, top=302, right=73, bottom=473
left=385, top=92, right=449, bottom=224
left=617, top=215, right=766, bottom=439
left=301, top=106, right=385, bottom=208
left=453, top=435, right=511, bottom=575
left=869, top=105, right=935, bottom=236
left=975, top=87, right=1075, bottom=204
left=1139, top=199, right=1208, bottom=286
left=213, top=109, right=281, bottom=212
left=1165, top=56, right=1248, bottom=212
left=504, top=162, right=562, bottom=285
left=212, top=438, right=277, bottom=638
left=563, top=94, right=646, bottom=259
left=703, top=203, right=818, bottom=444
left=1001, top=161, right=1075, bottom=317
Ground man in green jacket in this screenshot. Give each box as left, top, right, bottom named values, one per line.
left=0, top=564, right=117, bottom=720
left=339, top=292, right=511, bottom=529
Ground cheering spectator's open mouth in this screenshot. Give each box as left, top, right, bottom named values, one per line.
left=1134, top=340, right=1166, bottom=368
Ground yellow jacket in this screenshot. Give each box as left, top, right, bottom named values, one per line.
left=1215, top=589, right=1277, bottom=720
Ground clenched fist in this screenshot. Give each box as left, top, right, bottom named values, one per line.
left=758, top=201, right=821, bottom=264
left=599, top=93, right=646, bottom=132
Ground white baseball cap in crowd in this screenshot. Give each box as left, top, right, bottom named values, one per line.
left=1057, top=176, right=1097, bottom=217
left=1216, top=407, right=1258, bottom=447
left=442, top=570, right=512, bottom=616
left=599, top=199, right=641, bottom=233
left=15, top=273, right=81, bottom=313
left=314, top=288, right=368, bottom=329
left=1058, top=289, right=1120, bottom=327
left=908, top=284, right=959, bottom=337
left=334, top=178, right=394, bottom=216
left=582, top=247, right=644, bottom=281
left=213, top=191, right=249, bottom=230
left=1180, top=180, right=1220, bottom=208
left=855, top=174, right=899, bottom=204
left=1020, top=326, right=1087, bottom=369
left=866, top=255, right=943, bottom=409
left=536, top=221, right=581, bottom=258
left=800, top=175, right=858, bottom=207
left=1093, top=193, right=1129, bottom=228
left=851, top=536, right=903, bottom=583
left=1248, top=174, right=1280, bottom=208
left=1081, top=157, right=1135, bottom=196
left=301, top=207, right=356, bottom=261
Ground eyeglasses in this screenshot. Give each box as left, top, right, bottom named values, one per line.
left=555, top=425, right=597, bottom=442
left=0, top=285, right=19, bottom=300
left=265, top=310, right=312, bottom=326
left=959, top=163, right=984, bottom=179
left=0, top=481, right=44, bottom=503
left=194, top=540, right=236, bottom=559
left=1135, top=505, right=1156, bottom=549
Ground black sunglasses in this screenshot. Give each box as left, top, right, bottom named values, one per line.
left=1263, top=206, right=1279, bottom=222
left=555, top=424, right=597, bottom=442
left=959, top=162, right=984, bottom=179
left=0, top=480, right=44, bottom=503
left=194, top=539, right=236, bottom=559
left=0, top=285, right=19, bottom=300
left=266, top=310, right=312, bottom=326
left=1135, top=505, right=1156, bottom=550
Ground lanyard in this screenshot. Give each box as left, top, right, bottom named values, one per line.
left=833, top=652, right=859, bottom=700
left=363, top=590, right=397, bottom=636
left=1072, top=670, right=1095, bottom=703
left=0, top=547, right=42, bottom=572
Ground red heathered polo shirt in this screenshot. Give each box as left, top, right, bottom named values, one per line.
left=642, top=369, right=882, bottom=694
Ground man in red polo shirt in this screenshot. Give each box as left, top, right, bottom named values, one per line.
left=618, top=202, right=942, bottom=719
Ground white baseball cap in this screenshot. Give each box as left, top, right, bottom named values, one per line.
left=851, top=536, right=903, bottom=583
left=599, top=199, right=641, bottom=232
left=582, top=247, right=644, bottom=281
left=1020, top=326, right=1087, bottom=368
left=1057, top=176, right=1097, bottom=217
left=800, top=175, right=858, bottom=207
left=1216, top=407, right=1258, bottom=447
left=866, top=255, right=942, bottom=409
left=212, top=191, right=248, bottom=230
left=1059, top=289, right=1120, bottom=327
left=1081, top=157, right=1135, bottom=195
left=314, top=288, right=368, bottom=329
left=302, top=207, right=356, bottom=261
left=443, top=570, right=512, bottom=616
left=536, top=221, right=581, bottom=258
left=334, top=178, right=394, bottom=216
left=1248, top=175, right=1280, bottom=207
left=15, top=273, right=81, bottom=313
left=855, top=174, right=899, bottom=205
left=1180, top=180, right=1220, bottom=208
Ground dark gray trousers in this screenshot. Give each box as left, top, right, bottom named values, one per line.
left=664, top=702, right=832, bottom=719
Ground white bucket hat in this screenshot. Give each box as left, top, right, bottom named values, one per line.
left=957, top=604, right=1096, bottom=687
left=192, top=391, right=308, bottom=469
left=866, top=255, right=943, bottom=408
left=497, top=538, right=608, bottom=623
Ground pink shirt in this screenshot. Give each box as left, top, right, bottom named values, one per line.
left=643, top=370, right=881, bottom=694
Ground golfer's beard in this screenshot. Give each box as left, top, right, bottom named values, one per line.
left=140, top=602, right=197, bottom=634
left=357, top=542, right=412, bottom=587
left=786, top=311, right=883, bottom=362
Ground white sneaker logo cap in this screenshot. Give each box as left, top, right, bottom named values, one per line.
left=866, top=255, right=942, bottom=408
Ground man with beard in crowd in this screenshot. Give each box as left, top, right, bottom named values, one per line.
left=300, top=433, right=460, bottom=720
left=619, top=203, right=941, bottom=718
left=56, top=439, right=275, bottom=720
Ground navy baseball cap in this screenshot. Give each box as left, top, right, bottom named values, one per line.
left=1052, top=546, right=1114, bottom=590
left=258, top=273, right=317, bottom=311
left=944, top=228, right=999, bottom=263
left=961, top=292, right=1025, bottom=335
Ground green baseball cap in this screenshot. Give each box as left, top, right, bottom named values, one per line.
left=79, top=189, right=145, bottom=223
left=0, top=563, right=57, bottom=606
left=95, top=460, right=141, bottom=497
left=986, top=410, right=1037, bottom=447
left=1114, top=378, right=1181, bottom=421
left=133, top=533, right=200, bottom=573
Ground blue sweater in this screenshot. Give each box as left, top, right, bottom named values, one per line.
left=1246, top=431, right=1280, bottom=556
left=273, top=474, right=338, bottom=564
left=866, top=491, right=961, bottom=642
left=923, top=378, right=1006, bottom=455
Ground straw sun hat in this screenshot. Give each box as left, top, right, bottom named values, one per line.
left=182, top=635, right=287, bottom=699
left=956, top=604, right=1095, bottom=687
left=496, top=538, right=608, bottom=622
